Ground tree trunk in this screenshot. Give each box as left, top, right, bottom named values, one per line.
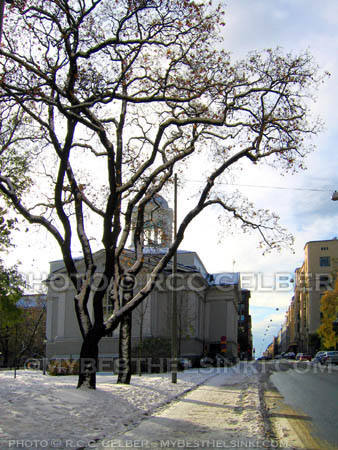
left=77, top=331, right=101, bottom=389
left=117, top=311, right=132, bottom=384
left=3, top=327, right=9, bottom=367
left=2, top=342, right=9, bottom=367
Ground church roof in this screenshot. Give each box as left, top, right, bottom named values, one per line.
left=152, top=194, right=169, bottom=209
left=207, top=272, right=240, bottom=286
left=47, top=248, right=240, bottom=288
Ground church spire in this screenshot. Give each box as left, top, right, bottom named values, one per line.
left=130, top=195, right=173, bottom=249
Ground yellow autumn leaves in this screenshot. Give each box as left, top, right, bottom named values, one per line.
left=318, top=277, right=338, bottom=349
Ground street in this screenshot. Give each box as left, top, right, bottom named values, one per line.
left=87, top=361, right=338, bottom=450
left=265, top=361, right=338, bottom=449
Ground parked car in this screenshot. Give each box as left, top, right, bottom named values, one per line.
left=200, top=355, right=215, bottom=367
left=311, top=356, right=321, bottom=365
left=257, top=355, right=272, bottom=361
left=214, top=353, right=231, bottom=367
left=299, top=354, right=312, bottom=361
left=320, top=351, right=338, bottom=365
left=178, top=358, right=192, bottom=370
left=296, top=353, right=303, bottom=360
left=283, top=352, right=296, bottom=360
left=311, top=351, right=326, bottom=365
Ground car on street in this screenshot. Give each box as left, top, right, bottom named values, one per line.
left=178, top=358, right=192, bottom=370
left=311, top=356, right=321, bottom=364
left=283, top=352, right=296, bottom=359
left=214, top=353, right=231, bottom=367
left=311, top=351, right=326, bottom=365
left=320, top=351, right=338, bottom=365
left=200, top=355, right=215, bottom=367
left=297, top=353, right=312, bottom=361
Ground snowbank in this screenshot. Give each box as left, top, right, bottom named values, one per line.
left=0, top=368, right=219, bottom=449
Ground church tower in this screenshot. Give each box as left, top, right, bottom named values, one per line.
left=130, top=195, right=173, bottom=249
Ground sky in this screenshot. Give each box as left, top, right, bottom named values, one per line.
left=179, top=0, right=338, bottom=357
left=5, top=0, right=338, bottom=358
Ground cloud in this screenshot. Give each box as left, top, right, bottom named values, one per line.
left=191, top=0, right=338, bottom=355
left=320, top=1, right=338, bottom=25
left=8, top=0, right=338, bottom=357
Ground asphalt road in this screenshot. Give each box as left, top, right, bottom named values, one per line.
left=268, top=362, right=338, bottom=449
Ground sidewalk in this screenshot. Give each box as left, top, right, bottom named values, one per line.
left=2, top=363, right=331, bottom=449
left=91, top=370, right=277, bottom=450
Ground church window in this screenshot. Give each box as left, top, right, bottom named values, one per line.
left=103, top=291, right=114, bottom=320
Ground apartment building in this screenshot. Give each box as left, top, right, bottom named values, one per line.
left=237, top=289, right=253, bottom=360
left=287, top=239, right=338, bottom=353
left=275, top=323, right=288, bottom=354
left=286, top=296, right=298, bottom=353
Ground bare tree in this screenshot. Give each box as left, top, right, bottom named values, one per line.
left=133, top=289, right=149, bottom=376
left=0, top=0, right=325, bottom=388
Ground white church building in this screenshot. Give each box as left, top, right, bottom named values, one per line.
left=45, top=196, right=240, bottom=364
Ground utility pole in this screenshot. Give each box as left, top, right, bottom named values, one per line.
left=171, top=173, right=178, bottom=383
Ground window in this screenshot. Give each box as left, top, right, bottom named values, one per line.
left=319, top=275, right=331, bottom=290
left=238, top=304, right=245, bottom=314
left=321, top=247, right=328, bottom=251
left=103, top=291, right=114, bottom=320
left=103, top=293, right=114, bottom=337
left=320, top=256, right=330, bottom=267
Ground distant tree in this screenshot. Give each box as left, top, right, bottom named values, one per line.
left=318, top=278, right=338, bottom=350
left=131, top=337, right=171, bottom=374
left=0, top=265, right=23, bottom=366
left=0, top=294, right=46, bottom=367
left=0, top=208, right=25, bottom=366
left=16, top=295, right=46, bottom=363
left=0, top=0, right=326, bottom=389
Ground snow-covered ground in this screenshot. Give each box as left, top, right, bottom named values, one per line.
left=0, top=364, right=276, bottom=449
left=0, top=367, right=234, bottom=449
left=92, top=367, right=269, bottom=450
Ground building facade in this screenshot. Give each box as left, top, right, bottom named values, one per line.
left=45, top=251, right=240, bottom=364
left=237, top=289, right=253, bottom=360
left=283, top=239, right=338, bottom=353
left=45, top=196, right=240, bottom=365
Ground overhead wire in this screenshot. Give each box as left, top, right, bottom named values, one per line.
left=184, top=179, right=333, bottom=192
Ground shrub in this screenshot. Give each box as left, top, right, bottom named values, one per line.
left=47, top=358, right=79, bottom=375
